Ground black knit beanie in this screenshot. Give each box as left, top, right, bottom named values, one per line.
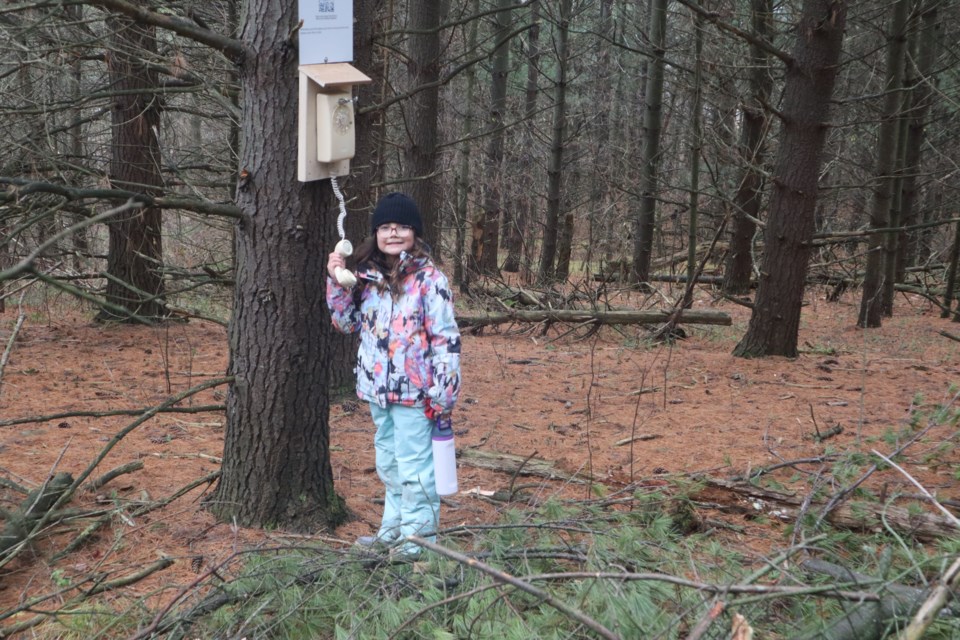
left=370, top=192, right=423, bottom=237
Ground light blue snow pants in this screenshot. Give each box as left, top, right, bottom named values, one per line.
left=370, top=403, right=440, bottom=548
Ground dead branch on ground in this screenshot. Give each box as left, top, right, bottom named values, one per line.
left=0, top=404, right=226, bottom=428
left=53, top=469, right=220, bottom=561
left=800, top=558, right=955, bottom=640
left=83, top=460, right=145, bottom=492
left=459, top=448, right=591, bottom=484
left=0, top=377, right=231, bottom=569
left=0, top=472, right=73, bottom=557
left=457, top=308, right=732, bottom=329
left=0, top=558, right=174, bottom=638
left=698, top=476, right=958, bottom=541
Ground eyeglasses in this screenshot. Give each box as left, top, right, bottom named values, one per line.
left=376, top=224, right=414, bottom=236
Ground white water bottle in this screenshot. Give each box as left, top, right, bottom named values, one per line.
left=432, top=415, right=458, bottom=496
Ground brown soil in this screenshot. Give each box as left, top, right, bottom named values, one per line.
left=0, top=288, right=958, bottom=625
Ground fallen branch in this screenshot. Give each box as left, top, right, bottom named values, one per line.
left=0, top=404, right=226, bottom=428
left=813, top=424, right=843, bottom=442
left=1, top=378, right=231, bottom=569
left=685, top=599, right=726, bottom=640
left=84, top=460, right=145, bottom=492
left=697, top=477, right=958, bottom=541
left=872, top=449, right=960, bottom=530
left=615, top=434, right=661, bottom=446
left=800, top=558, right=941, bottom=640
left=458, top=309, right=732, bottom=329
left=0, top=472, right=74, bottom=557
left=938, top=330, right=960, bottom=343
left=53, top=470, right=220, bottom=561
left=0, top=557, right=174, bottom=638
left=405, top=537, right=624, bottom=640
left=459, top=449, right=590, bottom=483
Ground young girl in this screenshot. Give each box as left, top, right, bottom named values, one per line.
left=326, top=192, right=461, bottom=560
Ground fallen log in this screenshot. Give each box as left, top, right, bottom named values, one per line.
left=798, top=558, right=939, bottom=640
left=459, top=449, right=591, bottom=483
left=0, top=472, right=74, bottom=556
left=457, top=309, right=732, bottom=329
left=696, top=477, right=958, bottom=541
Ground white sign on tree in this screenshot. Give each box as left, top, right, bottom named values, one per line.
left=298, top=0, right=353, bottom=64
left=296, top=0, right=369, bottom=181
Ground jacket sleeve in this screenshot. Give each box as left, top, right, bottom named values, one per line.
left=325, top=276, right=361, bottom=334
left=423, top=270, right=461, bottom=413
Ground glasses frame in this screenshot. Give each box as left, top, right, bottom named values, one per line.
left=376, top=224, right=414, bottom=236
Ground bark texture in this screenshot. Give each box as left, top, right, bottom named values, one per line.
left=209, top=0, right=346, bottom=531
left=479, top=0, right=512, bottom=275
left=723, top=0, right=773, bottom=296
left=733, top=0, right=846, bottom=358
left=402, top=0, right=443, bottom=252
left=538, top=0, right=571, bottom=282
left=858, top=0, right=910, bottom=328
left=631, top=0, right=667, bottom=285
left=100, top=16, right=166, bottom=321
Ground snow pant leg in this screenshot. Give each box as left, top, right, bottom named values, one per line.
left=371, top=403, right=439, bottom=547
left=371, top=403, right=402, bottom=542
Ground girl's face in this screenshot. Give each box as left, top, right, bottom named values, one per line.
left=376, top=224, right=416, bottom=261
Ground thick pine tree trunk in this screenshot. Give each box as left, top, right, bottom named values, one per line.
left=99, top=16, right=166, bottom=322
left=723, top=0, right=773, bottom=296
left=733, top=0, right=846, bottom=358
left=208, top=0, right=346, bottom=531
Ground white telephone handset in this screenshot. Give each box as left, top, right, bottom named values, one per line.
left=330, top=176, right=357, bottom=287
left=334, top=238, right=357, bottom=287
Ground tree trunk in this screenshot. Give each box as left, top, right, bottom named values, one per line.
left=538, top=0, right=572, bottom=282
left=896, top=0, right=942, bottom=282
left=733, top=0, right=846, bottom=358
left=632, top=0, right=667, bottom=285
left=478, top=0, right=512, bottom=275
left=401, top=0, right=443, bottom=253
left=723, top=0, right=773, bottom=296
left=583, top=0, right=615, bottom=280
left=99, top=16, right=166, bottom=322
left=881, top=89, right=912, bottom=316
left=683, top=9, right=704, bottom=309
left=943, top=221, right=960, bottom=318
left=208, top=0, right=346, bottom=532
left=503, top=1, right=541, bottom=277
left=454, top=0, right=480, bottom=286
left=66, top=5, right=89, bottom=272
left=858, top=0, right=910, bottom=328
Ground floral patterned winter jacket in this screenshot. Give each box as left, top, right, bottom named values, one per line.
left=326, top=251, right=461, bottom=413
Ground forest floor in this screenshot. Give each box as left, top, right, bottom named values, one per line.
left=0, top=284, right=959, bottom=628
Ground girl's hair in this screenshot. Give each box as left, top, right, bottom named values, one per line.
left=350, top=236, right=431, bottom=298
